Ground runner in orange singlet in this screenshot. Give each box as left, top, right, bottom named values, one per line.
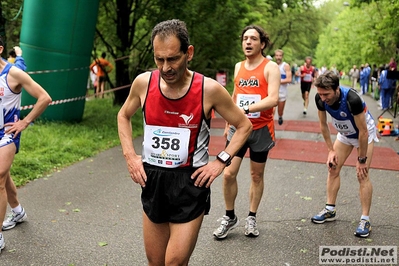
left=213, top=25, right=280, bottom=239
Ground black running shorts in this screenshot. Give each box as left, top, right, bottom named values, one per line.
left=227, top=125, right=274, bottom=163
left=300, top=81, right=312, bottom=94
left=141, top=163, right=211, bottom=224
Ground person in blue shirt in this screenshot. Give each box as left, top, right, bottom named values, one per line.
left=378, top=65, right=396, bottom=110
left=311, top=71, right=378, bottom=238
left=6, top=46, right=26, bottom=71
left=364, top=63, right=371, bottom=93
left=359, top=66, right=368, bottom=95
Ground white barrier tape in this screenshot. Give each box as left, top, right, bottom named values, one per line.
left=21, top=96, right=86, bottom=110
left=27, top=66, right=89, bottom=75
left=86, top=84, right=131, bottom=99
left=20, top=83, right=132, bottom=110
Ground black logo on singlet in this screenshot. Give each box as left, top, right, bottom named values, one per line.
left=238, top=76, right=260, bottom=87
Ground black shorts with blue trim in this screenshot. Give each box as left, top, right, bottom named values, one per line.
left=141, top=163, right=211, bottom=224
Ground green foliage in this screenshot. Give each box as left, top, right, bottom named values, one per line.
left=239, top=0, right=328, bottom=65
left=11, top=98, right=143, bottom=187
left=265, top=6, right=323, bottom=60
left=185, top=0, right=252, bottom=77
left=94, top=0, right=254, bottom=86
left=314, top=0, right=399, bottom=72
left=0, top=0, right=24, bottom=57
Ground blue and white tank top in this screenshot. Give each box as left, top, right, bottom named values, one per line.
left=325, top=87, right=375, bottom=139
left=279, top=62, right=288, bottom=91
left=0, top=63, right=21, bottom=129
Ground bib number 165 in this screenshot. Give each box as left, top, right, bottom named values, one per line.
left=334, top=123, right=349, bottom=130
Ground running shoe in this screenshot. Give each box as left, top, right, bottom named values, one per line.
left=244, top=216, right=259, bottom=237
left=0, top=233, right=4, bottom=253
left=354, top=219, right=371, bottom=238
left=2, top=208, right=27, bottom=231
left=213, top=215, right=239, bottom=239
left=311, top=208, right=336, bottom=224
left=303, top=108, right=307, bottom=115
left=278, top=117, right=283, bottom=125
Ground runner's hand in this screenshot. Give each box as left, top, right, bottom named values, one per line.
left=4, top=120, right=29, bottom=138
left=327, top=150, right=338, bottom=170
left=356, top=161, right=368, bottom=180
left=191, top=160, right=225, bottom=188
left=125, top=154, right=147, bottom=187
left=14, top=46, right=22, bottom=56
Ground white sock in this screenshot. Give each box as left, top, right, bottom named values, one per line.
left=325, top=205, right=335, bottom=211
left=12, top=204, right=22, bottom=214
left=361, top=215, right=370, bottom=221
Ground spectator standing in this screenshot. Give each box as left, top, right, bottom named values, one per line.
left=330, top=64, right=338, bottom=76
left=349, top=65, right=360, bottom=91
left=360, top=66, right=368, bottom=95
left=389, top=57, right=397, bottom=71
left=90, top=52, right=113, bottom=98
left=378, top=65, right=395, bottom=110
left=388, top=58, right=397, bottom=106
left=320, top=65, right=327, bottom=75
left=364, top=63, right=371, bottom=93
left=371, top=64, right=378, bottom=95
left=87, top=65, right=97, bottom=97
left=6, top=46, right=26, bottom=71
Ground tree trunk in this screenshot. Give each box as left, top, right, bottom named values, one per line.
left=113, top=59, right=131, bottom=105
left=111, top=0, right=133, bottom=106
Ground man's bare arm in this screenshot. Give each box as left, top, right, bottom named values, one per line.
left=117, top=72, right=149, bottom=186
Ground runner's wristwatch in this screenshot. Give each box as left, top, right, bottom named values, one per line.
left=243, top=105, right=250, bottom=114
left=217, top=151, right=232, bottom=166
left=358, top=156, right=367, bottom=164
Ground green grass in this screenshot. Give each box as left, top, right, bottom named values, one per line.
left=340, top=78, right=352, bottom=87
left=11, top=98, right=143, bottom=187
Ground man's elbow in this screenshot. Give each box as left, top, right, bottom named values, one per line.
left=359, top=130, right=369, bottom=138
left=45, top=94, right=53, bottom=105
left=271, top=96, right=279, bottom=107
left=117, top=110, right=130, bottom=123
left=243, top=119, right=253, bottom=136
left=43, top=94, right=52, bottom=105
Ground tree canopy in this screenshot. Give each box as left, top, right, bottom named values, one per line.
left=93, top=0, right=327, bottom=103
left=314, top=0, right=399, bottom=72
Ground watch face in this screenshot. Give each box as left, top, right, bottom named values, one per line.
left=219, top=151, right=230, bottom=161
